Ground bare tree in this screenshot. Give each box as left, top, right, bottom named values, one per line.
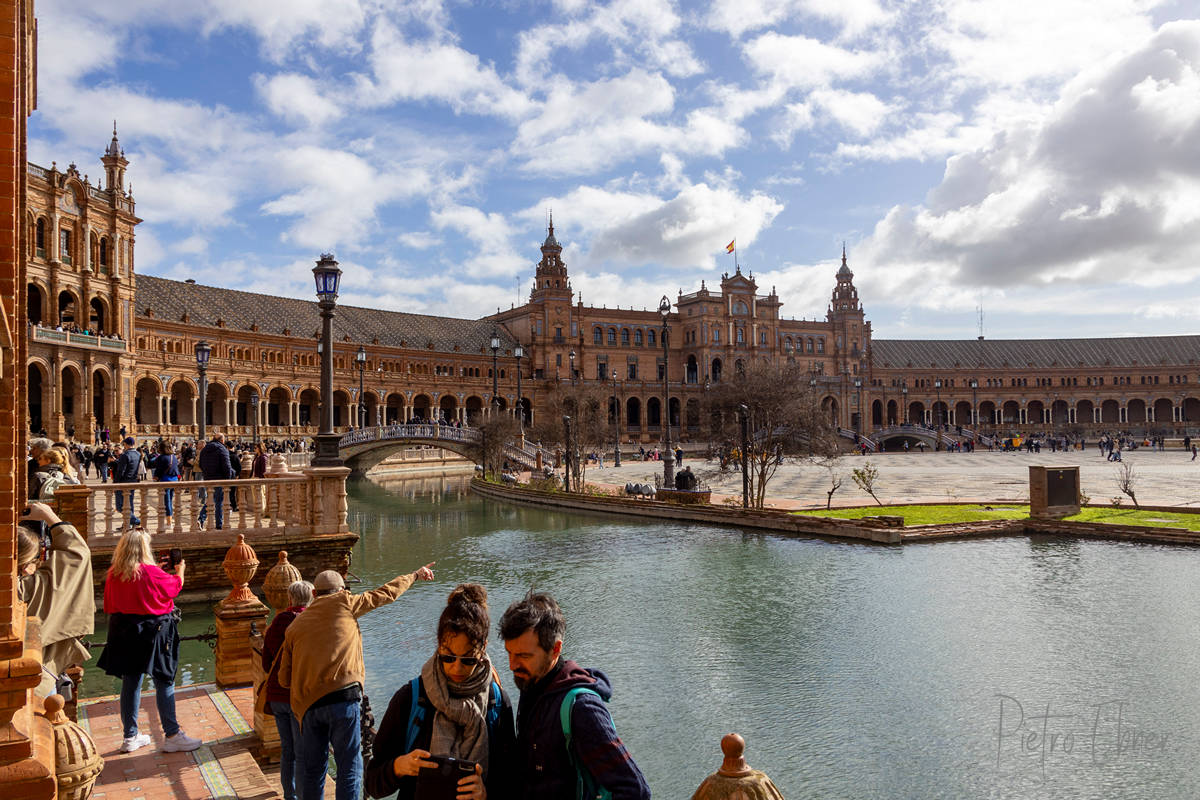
left=1115, top=461, right=1139, bottom=508
left=526, top=383, right=615, bottom=491
left=851, top=461, right=883, bottom=506
left=706, top=360, right=838, bottom=508
left=466, top=413, right=521, bottom=479
left=821, top=459, right=844, bottom=510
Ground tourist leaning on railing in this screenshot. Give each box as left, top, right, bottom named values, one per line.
left=17, top=502, right=95, bottom=697
left=97, top=529, right=201, bottom=754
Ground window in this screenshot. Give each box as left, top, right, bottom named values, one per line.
left=571, top=322, right=578, bottom=337
left=736, top=328, right=744, bottom=343
left=658, top=362, right=666, bottom=380
left=60, top=229, right=72, bottom=264
left=760, top=330, right=767, bottom=344
left=536, top=319, right=543, bottom=334
left=712, top=328, right=720, bottom=343
left=634, top=329, right=643, bottom=346
left=621, top=328, right=630, bottom=346
left=555, top=354, right=562, bottom=366
left=35, top=219, right=45, bottom=256
left=628, top=363, right=637, bottom=380
left=608, top=328, right=617, bottom=345
left=734, top=300, right=748, bottom=315
left=806, top=338, right=814, bottom=353
left=597, top=362, right=607, bottom=380
left=648, top=330, right=656, bottom=347
left=594, top=327, right=602, bottom=344
left=816, top=339, right=824, bottom=354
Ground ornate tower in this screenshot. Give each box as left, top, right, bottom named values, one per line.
left=827, top=246, right=868, bottom=376
left=101, top=121, right=127, bottom=194
left=528, top=214, right=575, bottom=379
left=530, top=214, right=571, bottom=303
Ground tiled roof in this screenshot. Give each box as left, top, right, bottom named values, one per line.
left=135, top=275, right=516, bottom=353
left=871, top=336, right=1200, bottom=370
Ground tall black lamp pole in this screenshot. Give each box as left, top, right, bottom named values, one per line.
left=194, top=340, right=210, bottom=443
left=250, top=392, right=260, bottom=446
left=612, top=368, right=622, bottom=467
left=659, top=295, right=674, bottom=489
left=514, top=344, right=524, bottom=433
left=356, top=346, right=366, bottom=428
left=312, top=253, right=343, bottom=467
left=490, top=331, right=501, bottom=416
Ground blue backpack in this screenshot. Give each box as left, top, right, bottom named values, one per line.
left=559, top=687, right=614, bottom=800
left=403, top=676, right=502, bottom=754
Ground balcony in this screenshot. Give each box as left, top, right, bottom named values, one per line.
left=29, top=325, right=129, bottom=352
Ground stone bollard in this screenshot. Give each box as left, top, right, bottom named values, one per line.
left=249, top=624, right=280, bottom=762
left=262, top=551, right=303, bottom=613
left=266, top=452, right=289, bottom=477
left=691, top=734, right=784, bottom=800
left=42, top=694, right=103, bottom=800
left=213, top=535, right=270, bottom=688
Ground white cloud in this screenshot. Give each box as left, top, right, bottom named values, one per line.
left=397, top=231, right=442, bottom=249
left=707, top=0, right=891, bottom=39
left=744, top=32, right=883, bottom=90
left=430, top=204, right=527, bottom=279
left=255, top=73, right=342, bottom=126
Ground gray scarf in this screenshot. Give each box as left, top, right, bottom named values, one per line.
left=420, top=653, right=492, bottom=778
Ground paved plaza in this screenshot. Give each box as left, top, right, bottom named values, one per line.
left=586, top=447, right=1200, bottom=509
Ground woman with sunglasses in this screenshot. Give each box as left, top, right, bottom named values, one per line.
left=365, top=584, right=515, bottom=800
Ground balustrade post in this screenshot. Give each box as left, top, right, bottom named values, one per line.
left=53, top=485, right=92, bottom=540
left=214, top=535, right=270, bottom=688
left=303, top=467, right=352, bottom=535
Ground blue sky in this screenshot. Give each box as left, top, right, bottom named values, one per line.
left=28, top=0, right=1200, bottom=339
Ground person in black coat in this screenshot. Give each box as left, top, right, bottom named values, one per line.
left=112, top=437, right=142, bottom=527
left=366, top=584, right=516, bottom=800
left=197, top=433, right=237, bottom=529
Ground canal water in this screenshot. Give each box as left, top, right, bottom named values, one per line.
left=87, top=474, right=1200, bottom=798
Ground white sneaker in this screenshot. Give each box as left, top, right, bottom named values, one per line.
left=120, top=733, right=152, bottom=753
left=161, top=731, right=202, bottom=752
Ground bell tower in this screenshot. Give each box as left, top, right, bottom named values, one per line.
left=530, top=213, right=571, bottom=303
left=827, top=245, right=869, bottom=375
left=528, top=214, right=575, bottom=379
left=101, top=121, right=128, bottom=193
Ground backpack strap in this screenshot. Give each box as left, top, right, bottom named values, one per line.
left=404, top=676, right=425, bottom=754
left=559, top=687, right=611, bottom=800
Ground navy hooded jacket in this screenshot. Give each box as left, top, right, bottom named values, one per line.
left=513, top=658, right=650, bottom=800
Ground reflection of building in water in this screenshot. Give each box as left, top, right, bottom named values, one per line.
left=24, top=141, right=1200, bottom=442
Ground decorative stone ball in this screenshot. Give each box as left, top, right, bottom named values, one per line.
left=43, top=694, right=104, bottom=800
left=690, top=733, right=785, bottom=800
left=221, top=534, right=261, bottom=607
left=263, top=551, right=303, bottom=612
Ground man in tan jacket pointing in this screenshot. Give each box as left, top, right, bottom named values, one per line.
left=278, top=563, right=435, bottom=800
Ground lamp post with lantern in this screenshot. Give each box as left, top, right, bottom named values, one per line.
left=356, top=346, right=367, bottom=429
left=514, top=343, right=524, bottom=433
left=970, top=379, right=979, bottom=428
left=611, top=368, right=622, bottom=467
left=312, top=253, right=343, bottom=467
left=659, top=295, right=674, bottom=489
left=569, top=350, right=576, bottom=385
left=194, top=340, right=211, bottom=442
left=250, top=392, right=260, bottom=447
left=490, top=331, right=501, bottom=416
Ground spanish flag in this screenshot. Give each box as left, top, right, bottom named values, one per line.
left=725, top=239, right=736, bottom=253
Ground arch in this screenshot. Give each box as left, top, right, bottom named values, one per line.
left=204, top=380, right=230, bottom=428
left=1183, top=397, right=1200, bottom=423
left=268, top=385, right=291, bottom=426
left=886, top=399, right=899, bottom=426
left=1027, top=400, right=1045, bottom=424
left=607, top=327, right=617, bottom=345
left=27, top=362, right=47, bottom=433
left=439, top=394, right=458, bottom=423
left=465, top=395, right=484, bottom=424
left=91, top=367, right=110, bottom=430
left=822, top=396, right=839, bottom=427
left=518, top=397, right=532, bottom=426
left=98, top=237, right=110, bottom=273
left=412, top=393, right=432, bottom=421
left=494, top=396, right=508, bottom=413
left=236, top=384, right=261, bottom=428
left=686, top=397, right=700, bottom=430
left=621, top=328, right=630, bottom=346
left=711, top=358, right=722, bottom=383
left=299, top=388, right=321, bottom=427
left=331, top=389, right=351, bottom=428
left=593, top=326, right=602, bottom=345
left=58, top=290, right=80, bottom=326
left=617, top=396, right=637, bottom=429
left=89, top=296, right=108, bottom=334
left=646, top=396, right=662, bottom=428
left=134, top=376, right=161, bottom=426
left=384, top=391, right=404, bottom=424
left=647, top=329, right=656, bottom=347
left=361, top=390, right=381, bottom=427
left=1100, top=399, right=1120, bottom=424
left=634, top=329, right=643, bottom=346
left=668, top=397, right=680, bottom=428
left=1153, top=397, right=1173, bottom=424
left=872, top=399, right=883, bottom=427
left=954, top=400, right=972, bottom=425
left=1002, top=400, right=1020, bottom=424
left=909, top=400, right=926, bottom=425
left=34, top=217, right=46, bottom=257
left=26, top=282, right=45, bottom=325
left=1051, top=399, right=1070, bottom=426
left=979, top=400, right=997, bottom=425
left=1076, top=399, right=1095, bottom=424
left=59, top=365, right=83, bottom=436
left=1127, top=398, right=1147, bottom=423
left=170, top=378, right=196, bottom=426
left=686, top=354, right=698, bottom=384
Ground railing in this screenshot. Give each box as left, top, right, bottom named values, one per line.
left=30, top=326, right=129, bottom=352
left=72, top=468, right=349, bottom=547
left=340, top=423, right=482, bottom=449
left=838, top=427, right=876, bottom=450
left=27, top=162, right=48, bottom=180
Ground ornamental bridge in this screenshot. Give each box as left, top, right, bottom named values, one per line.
left=337, top=423, right=554, bottom=473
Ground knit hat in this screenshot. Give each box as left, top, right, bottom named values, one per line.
left=313, top=570, right=345, bottom=593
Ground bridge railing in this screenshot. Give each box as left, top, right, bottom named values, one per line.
left=56, top=468, right=352, bottom=547
left=838, top=428, right=877, bottom=450
left=340, top=424, right=482, bottom=449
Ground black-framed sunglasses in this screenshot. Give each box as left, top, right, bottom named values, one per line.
left=437, top=652, right=482, bottom=667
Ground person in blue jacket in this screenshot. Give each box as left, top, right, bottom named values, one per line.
left=197, top=432, right=237, bottom=529
left=112, top=437, right=142, bottom=528
left=499, top=591, right=650, bottom=800
left=365, top=583, right=516, bottom=800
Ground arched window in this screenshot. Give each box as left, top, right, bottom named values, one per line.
left=35, top=218, right=45, bottom=256
left=634, top=329, right=643, bottom=346
left=607, top=327, right=617, bottom=345
left=736, top=328, right=744, bottom=343
left=806, top=338, right=814, bottom=353
left=593, top=327, right=602, bottom=344
left=59, top=229, right=72, bottom=264
left=734, top=301, right=748, bottom=315
left=621, top=328, right=630, bottom=346
left=99, top=239, right=109, bottom=271
left=816, top=338, right=825, bottom=354
left=647, top=329, right=656, bottom=347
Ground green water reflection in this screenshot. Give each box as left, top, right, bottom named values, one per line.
left=88, top=474, right=1200, bottom=798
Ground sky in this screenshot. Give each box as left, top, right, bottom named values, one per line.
left=27, top=0, right=1200, bottom=340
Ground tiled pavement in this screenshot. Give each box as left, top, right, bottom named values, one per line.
left=82, top=684, right=287, bottom=800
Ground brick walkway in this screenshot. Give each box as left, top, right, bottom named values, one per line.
left=82, top=684, right=285, bottom=800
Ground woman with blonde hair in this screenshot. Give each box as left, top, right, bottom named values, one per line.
left=96, top=529, right=201, bottom=754
left=31, top=447, right=78, bottom=500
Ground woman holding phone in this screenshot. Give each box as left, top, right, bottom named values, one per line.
left=365, top=584, right=516, bottom=800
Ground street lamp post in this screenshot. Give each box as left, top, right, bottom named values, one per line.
left=659, top=295, right=675, bottom=489
left=490, top=331, right=501, bottom=418
left=514, top=344, right=524, bottom=433
left=901, top=385, right=908, bottom=424
left=970, top=379, right=979, bottom=427
left=739, top=403, right=750, bottom=508
left=569, top=350, right=576, bottom=385
left=250, top=392, right=260, bottom=447
left=312, top=253, right=343, bottom=467
left=934, top=378, right=944, bottom=451
left=376, top=366, right=384, bottom=425
left=562, top=414, right=573, bottom=492
left=612, top=368, right=622, bottom=467
left=194, top=340, right=211, bottom=443
left=356, top=346, right=366, bottom=429
left=854, top=378, right=863, bottom=435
